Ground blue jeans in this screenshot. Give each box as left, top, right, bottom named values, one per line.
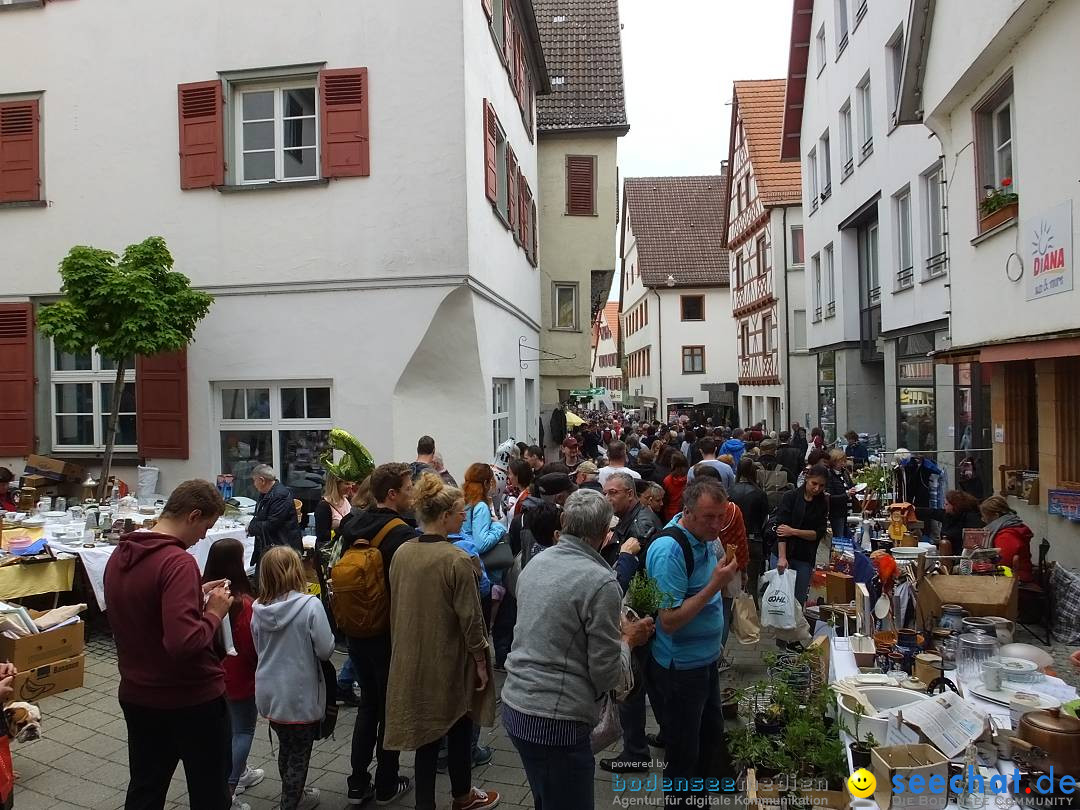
left=648, top=658, right=728, bottom=808
left=226, top=697, right=258, bottom=789
left=769, top=554, right=813, bottom=607
left=338, top=655, right=356, bottom=688
left=510, top=734, right=594, bottom=810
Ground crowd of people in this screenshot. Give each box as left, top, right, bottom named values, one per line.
left=97, top=414, right=1045, bottom=810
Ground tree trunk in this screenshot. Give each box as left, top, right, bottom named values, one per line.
left=98, top=359, right=127, bottom=502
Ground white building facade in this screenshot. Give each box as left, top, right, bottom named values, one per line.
left=619, top=175, right=739, bottom=425
left=898, top=0, right=1080, bottom=569
left=0, top=0, right=549, bottom=496
left=725, top=80, right=816, bottom=434
left=590, top=302, right=622, bottom=411
left=783, top=0, right=952, bottom=454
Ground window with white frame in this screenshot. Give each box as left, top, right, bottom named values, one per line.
left=824, top=244, right=836, bottom=316
left=215, top=382, right=332, bottom=500
left=835, top=0, right=849, bottom=56
left=552, top=282, right=578, bottom=330
left=235, top=83, right=318, bottom=184
left=840, top=100, right=854, bottom=179
left=973, top=76, right=1017, bottom=229
left=820, top=130, right=832, bottom=200
left=490, top=0, right=506, bottom=48
left=857, top=75, right=874, bottom=160
left=816, top=26, right=827, bottom=74
left=51, top=346, right=137, bottom=452
left=812, top=254, right=823, bottom=321
left=492, top=378, right=513, bottom=454
left=791, top=226, right=805, bottom=266
left=887, top=29, right=905, bottom=124
left=793, top=309, right=808, bottom=351
left=763, top=312, right=775, bottom=353
left=808, top=148, right=819, bottom=211
left=924, top=164, right=946, bottom=275
left=895, top=189, right=914, bottom=288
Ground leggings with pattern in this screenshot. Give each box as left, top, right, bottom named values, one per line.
left=270, top=721, right=321, bottom=810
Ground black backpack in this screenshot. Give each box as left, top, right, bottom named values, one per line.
left=646, top=527, right=697, bottom=579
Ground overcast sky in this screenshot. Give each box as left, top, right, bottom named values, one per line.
left=606, top=0, right=793, bottom=299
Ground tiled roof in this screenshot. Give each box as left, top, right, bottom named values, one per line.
left=732, top=79, right=802, bottom=204
left=623, top=173, right=730, bottom=288
left=602, top=301, right=620, bottom=345
left=534, top=0, right=629, bottom=132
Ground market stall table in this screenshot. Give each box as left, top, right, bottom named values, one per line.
left=50, top=526, right=253, bottom=611
left=831, top=636, right=1078, bottom=810
left=0, top=558, right=76, bottom=602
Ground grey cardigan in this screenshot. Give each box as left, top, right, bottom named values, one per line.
left=501, top=534, right=629, bottom=727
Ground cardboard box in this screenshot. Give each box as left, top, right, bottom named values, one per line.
left=826, top=571, right=855, bottom=605
left=22, top=455, right=86, bottom=483
left=747, top=769, right=848, bottom=810
left=916, top=574, right=1018, bottom=629
left=0, top=613, right=84, bottom=671
left=10, top=654, right=84, bottom=702
left=872, top=744, right=948, bottom=810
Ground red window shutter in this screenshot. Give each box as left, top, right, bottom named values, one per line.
left=0, top=100, right=41, bottom=203
left=0, top=303, right=34, bottom=455
left=484, top=101, right=498, bottom=203
left=482, top=0, right=492, bottom=20
left=566, top=155, right=596, bottom=216
left=136, top=348, right=189, bottom=459
left=320, top=67, right=370, bottom=178
left=530, top=197, right=538, bottom=265
left=504, top=5, right=514, bottom=69
left=517, top=168, right=527, bottom=243
left=177, top=81, right=224, bottom=190
left=506, top=146, right=518, bottom=240
left=515, top=34, right=527, bottom=110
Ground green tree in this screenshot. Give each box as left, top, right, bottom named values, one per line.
left=38, top=237, right=213, bottom=499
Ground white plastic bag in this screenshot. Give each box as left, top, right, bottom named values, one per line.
left=760, top=568, right=797, bottom=630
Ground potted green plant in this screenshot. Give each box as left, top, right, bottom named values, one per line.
left=979, top=178, right=1019, bottom=232
left=625, top=571, right=669, bottom=620
left=848, top=704, right=874, bottom=768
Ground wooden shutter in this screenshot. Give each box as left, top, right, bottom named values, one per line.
left=177, top=81, right=224, bottom=190
left=0, top=303, right=34, bottom=455
left=566, top=155, right=596, bottom=216
left=517, top=168, right=528, bottom=244
left=484, top=101, right=498, bottom=203
left=0, top=100, right=41, bottom=203
left=515, top=32, right=527, bottom=110
left=504, top=4, right=514, bottom=70
left=530, top=197, right=538, bottom=266
left=136, top=348, right=189, bottom=459
left=506, top=146, right=518, bottom=240
left=320, top=67, right=370, bottom=178
left=482, top=0, right=492, bottom=20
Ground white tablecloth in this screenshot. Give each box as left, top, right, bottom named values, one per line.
left=50, top=527, right=253, bottom=611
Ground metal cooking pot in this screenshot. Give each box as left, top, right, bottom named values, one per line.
left=1015, top=707, right=1080, bottom=776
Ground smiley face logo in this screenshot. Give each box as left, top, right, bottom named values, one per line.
left=847, top=768, right=876, bottom=798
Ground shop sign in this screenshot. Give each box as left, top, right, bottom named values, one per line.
left=1024, top=200, right=1073, bottom=301
left=610, top=390, right=623, bottom=402
left=667, top=397, right=693, bottom=404
left=1047, top=489, right=1080, bottom=519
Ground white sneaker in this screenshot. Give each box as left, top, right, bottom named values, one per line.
left=235, top=767, right=265, bottom=794
left=231, top=800, right=250, bottom=810
left=298, top=786, right=321, bottom=809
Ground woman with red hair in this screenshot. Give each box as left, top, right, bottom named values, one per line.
left=461, top=463, right=508, bottom=556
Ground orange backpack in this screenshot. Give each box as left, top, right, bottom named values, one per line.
left=330, top=518, right=405, bottom=638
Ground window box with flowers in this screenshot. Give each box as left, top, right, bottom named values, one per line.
left=979, top=177, right=1018, bottom=233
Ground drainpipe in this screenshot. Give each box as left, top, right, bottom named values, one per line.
left=782, top=206, right=792, bottom=432
left=653, top=287, right=664, bottom=420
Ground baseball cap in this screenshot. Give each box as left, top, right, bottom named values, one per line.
left=563, top=436, right=579, bottom=449
left=576, top=461, right=599, bottom=476
left=537, top=473, right=577, bottom=497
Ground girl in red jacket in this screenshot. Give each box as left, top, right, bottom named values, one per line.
left=980, top=495, right=1035, bottom=583
left=204, top=539, right=264, bottom=804
left=662, top=452, right=690, bottom=521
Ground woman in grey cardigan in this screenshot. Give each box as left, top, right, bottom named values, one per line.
left=501, top=489, right=654, bottom=810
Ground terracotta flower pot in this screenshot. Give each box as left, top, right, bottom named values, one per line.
left=979, top=200, right=1018, bottom=233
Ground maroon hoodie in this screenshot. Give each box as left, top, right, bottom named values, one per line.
left=103, top=532, right=225, bottom=709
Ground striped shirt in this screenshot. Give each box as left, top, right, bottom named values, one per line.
left=502, top=704, right=591, bottom=747
left=646, top=522, right=724, bottom=670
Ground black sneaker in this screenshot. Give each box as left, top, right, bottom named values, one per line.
left=472, top=745, right=493, bottom=767
left=346, top=783, right=375, bottom=806
left=337, top=687, right=362, bottom=708
left=376, top=777, right=413, bottom=806
left=599, top=757, right=649, bottom=774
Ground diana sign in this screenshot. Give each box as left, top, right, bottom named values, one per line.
left=1025, top=200, right=1073, bottom=301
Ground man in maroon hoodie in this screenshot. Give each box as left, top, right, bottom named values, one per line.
left=104, top=480, right=234, bottom=810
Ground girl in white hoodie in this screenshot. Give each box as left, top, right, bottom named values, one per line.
left=252, top=546, right=335, bottom=810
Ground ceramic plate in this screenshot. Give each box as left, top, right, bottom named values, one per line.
left=970, top=684, right=1059, bottom=708
left=997, top=657, right=1039, bottom=674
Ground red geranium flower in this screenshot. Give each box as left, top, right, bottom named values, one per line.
left=1001, top=177, right=1013, bottom=187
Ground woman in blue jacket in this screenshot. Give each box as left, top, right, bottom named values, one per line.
left=461, top=463, right=508, bottom=555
